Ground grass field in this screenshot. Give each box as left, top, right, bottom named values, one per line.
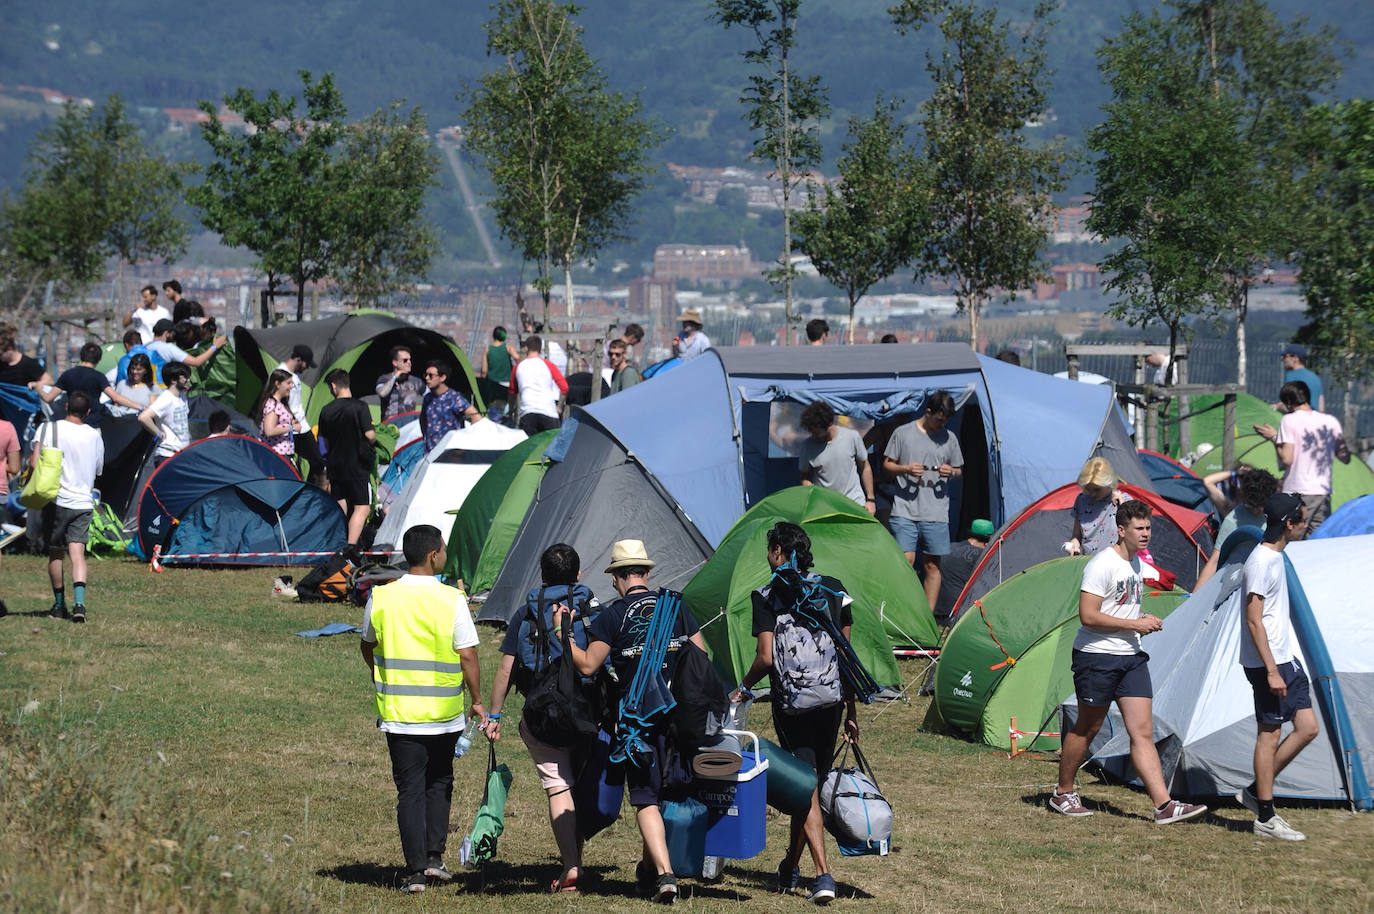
left=1, top=555, right=1371, bottom=914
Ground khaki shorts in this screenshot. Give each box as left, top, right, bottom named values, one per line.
left=518, top=717, right=574, bottom=792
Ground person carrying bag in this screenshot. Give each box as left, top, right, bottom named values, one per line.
left=20, top=410, right=61, bottom=509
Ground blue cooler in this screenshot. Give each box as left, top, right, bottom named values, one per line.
left=696, top=729, right=769, bottom=859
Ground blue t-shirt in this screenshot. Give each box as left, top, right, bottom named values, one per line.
left=1285, top=368, right=1322, bottom=408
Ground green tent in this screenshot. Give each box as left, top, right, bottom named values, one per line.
left=1175, top=393, right=1374, bottom=511
left=681, top=485, right=940, bottom=691
left=930, top=556, right=1187, bottom=751
left=445, top=429, right=557, bottom=599
left=230, top=311, right=481, bottom=424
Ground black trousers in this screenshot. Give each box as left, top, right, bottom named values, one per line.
left=386, top=729, right=460, bottom=874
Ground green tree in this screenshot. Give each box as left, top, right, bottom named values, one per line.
left=794, top=98, right=926, bottom=343
left=332, top=103, right=440, bottom=307
left=714, top=0, right=830, bottom=342
left=1172, top=0, right=1343, bottom=386
left=1, top=96, right=186, bottom=315
left=1087, top=12, right=1244, bottom=364
left=1294, top=100, right=1374, bottom=436
left=891, top=0, right=1068, bottom=350
left=192, top=72, right=346, bottom=322
left=462, top=0, right=663, bottom=342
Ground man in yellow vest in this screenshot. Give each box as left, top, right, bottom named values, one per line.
left=360, top=524, right=486, bottom=893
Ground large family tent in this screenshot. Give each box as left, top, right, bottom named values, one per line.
left=1080, top=531, right=1374, bottom=810
left=1139, top=449, right=1213, bottom=517
left=1178, top=393, right=1374, bottom=510
left=1311, top=494, right=1374, bottom=539
left=444, top=429, right=557, bottom=596
left=230, top=311, right=481, bottom=424
left=947, top=483, right=1212, bottom=623
left=134, top=435, right=300, bottom=559
left=374, top=421, right=528, bottom=555
left=480, top=345, right=1157, bottom=622
left=681, top=486, right=938, bottom=688
left=931, top=557, right=1188, bottom=751
left=159, top=479, right=346, bottom=566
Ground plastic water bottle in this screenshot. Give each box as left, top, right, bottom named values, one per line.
left=454, top=715, right=481, bottom=758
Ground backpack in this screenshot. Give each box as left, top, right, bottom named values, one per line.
left=522, top=596, right=601, bottom=748
left=296, top=545, right=362, bottom=603
left=820, top=742, right=892, bottom=857
left=666, top=640, right=728, bottom=753
left=347, top=559, right=407, bottom=606
left=511, top=584, right=595, bottom=694
left=768, top=567, right=843, bottom=712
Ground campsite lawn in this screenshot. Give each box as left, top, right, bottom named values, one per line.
left=2, top=555, right=1371, bottom=914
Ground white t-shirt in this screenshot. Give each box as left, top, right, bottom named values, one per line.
left=1073, top=547, right=1145, bottom=655
left=360, top=575, right=480, bottom=735
left=1276, top=408, right=1344, bottom=496
left=546, top=340, right=568, bottom=376
left=41, top=420, right=104, bottom=510
left=147, top=389, right=190, bottom=457
left=1241, top=544, right=1294, bottom=667
left=129, top=305, right=171, bottom=344
left=514, top=356, right=561, bottom=419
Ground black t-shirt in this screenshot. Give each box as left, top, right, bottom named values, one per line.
left=56, top=365, right=112, bottom=427
left=0, top=354, right=44, bottom=387
left=587, top=587, right=701, bottom=686
left=751, top=571, right=854, bottom=637
left=933, top=540, right=985, bottom=621
left=317, top=397, right=375, bottom=480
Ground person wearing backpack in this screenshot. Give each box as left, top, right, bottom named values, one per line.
left=733, top=522, right=858, bottom=906
left=486, top=543, right=603, bottom=893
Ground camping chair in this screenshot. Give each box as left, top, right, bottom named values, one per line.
left=86, top=500, right=132, bottom=558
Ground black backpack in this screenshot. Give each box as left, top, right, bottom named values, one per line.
left=296, top=545, right=363, bottom=603
left=522, top=597, right=601, bottom=748
left=667, top=639, right=729, bottom=753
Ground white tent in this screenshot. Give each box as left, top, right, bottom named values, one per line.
left=374, top=421, right=527, bottom=555
left=1072, top=531, right=1374, bottom=809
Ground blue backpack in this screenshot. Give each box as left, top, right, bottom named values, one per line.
left=512, top=583, right=597, bottom=694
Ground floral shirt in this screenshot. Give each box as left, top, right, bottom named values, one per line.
left=260, top=397, right=296, bottom=456
left=421, top=388, right=471, bottom=452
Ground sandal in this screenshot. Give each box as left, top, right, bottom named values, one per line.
left=550, top=867, right=580, bottom=893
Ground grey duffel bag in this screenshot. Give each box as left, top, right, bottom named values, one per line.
left=819, top=742, right=891, bottom=856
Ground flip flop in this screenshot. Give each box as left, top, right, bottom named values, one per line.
left=550, top=869, right=580, bottom=893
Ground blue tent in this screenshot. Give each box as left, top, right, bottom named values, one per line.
left=1138, top=448, right=1214, bottom=518
left=478, top=345, right=1152, bottom=622
left=161, top=478, right=346, bottom=566
left=1311, top=494, right=1374, bottom=540
left=135, top=434, right=301, bottom=559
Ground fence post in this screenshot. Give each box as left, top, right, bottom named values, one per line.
left=1223, top=393, right=1236, bottom=469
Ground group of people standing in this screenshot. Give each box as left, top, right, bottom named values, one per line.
left=362, top=523, right=859, bottom=903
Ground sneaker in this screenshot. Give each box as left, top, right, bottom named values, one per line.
left=1235, top=785, right=1260, bottom=815
left=48, top=604, right=69, bottom=620
left=1254, top=813, right=1306, bottom=841
left=71, top=605, right=86, bottom=624
left=400, top=872, right=426, bottom=893
left=1048, top=791, right=1093, bottom=817
left=423, top=858, right=453, bottom=882
left=1154, top=799, right=1207, bottom=824
left=653, top=872, right=678, bottom=904
left=777, top=860, right=801, bottom=894
left=809, top=872, right=837, bottom=905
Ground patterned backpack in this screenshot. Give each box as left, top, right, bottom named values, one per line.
left=769, top=566, right=843, bottom=712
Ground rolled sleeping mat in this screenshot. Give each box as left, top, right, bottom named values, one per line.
left=758, top=736, right=815, bottom=816
left=692, top=731, right=744, bottom=778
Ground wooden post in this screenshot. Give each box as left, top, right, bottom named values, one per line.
left=310, top=288, right=320, bottom=321
left=1009, top=717, right=1019, bottom=757
left=1223, top=393, right=1236, bottom=469
left=1176, top=356, right=1190, bottom=458
left=1066, top=353, right=1079, bottom=381
left=1145, top=395, right=1158, bottom=452
left=1134, top=355, right=1146, bottom=444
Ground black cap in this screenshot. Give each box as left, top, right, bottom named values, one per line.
left=1264, top=492, right=1304, bottom=526
left=290, top=344, right=316, bottom=368
left=152, top=319, right=175, bottom=337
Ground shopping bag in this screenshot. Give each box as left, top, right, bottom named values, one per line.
left=20, top=418, right=61, bottom=510
left=465, top=740, right=513, bottom=865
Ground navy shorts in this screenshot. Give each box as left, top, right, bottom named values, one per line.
left=1244, top=661, right=1312, bottom=726
left=1071, top=650, right=1153, bottom=707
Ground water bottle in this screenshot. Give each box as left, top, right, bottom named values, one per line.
left=454, top=714, right=481, bottom=758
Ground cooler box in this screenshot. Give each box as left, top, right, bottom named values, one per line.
left=696, top=729, right=769, bottom=859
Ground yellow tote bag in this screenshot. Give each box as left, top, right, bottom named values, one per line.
left=19, top=418, right=62, bottom=509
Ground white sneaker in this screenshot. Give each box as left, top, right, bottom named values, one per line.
left=1253, top=814, right=1305, bottom=841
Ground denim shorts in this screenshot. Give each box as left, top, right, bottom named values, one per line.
left=1071, top=650, right=1153, bottom=707
left=1244, top=660, right=1312, bottom=726
left=889, top=516, right=951, bottom=556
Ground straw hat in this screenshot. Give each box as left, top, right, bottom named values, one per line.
left=678, top=308, right=703, bottom=325
left=604, top=539, right=656, bottom=573
left=1077, top=457, right=1116, bottom=490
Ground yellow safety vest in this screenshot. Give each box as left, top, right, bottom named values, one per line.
left=370, top=577, right=467, bottom=724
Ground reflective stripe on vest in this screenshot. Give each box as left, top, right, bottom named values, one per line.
left=371, top=578, right=467, bottom=724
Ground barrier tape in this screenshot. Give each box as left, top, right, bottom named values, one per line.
left=151, top=546, right=390, bottom=570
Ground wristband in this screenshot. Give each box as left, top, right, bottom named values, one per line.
left=488, top=712, right=501, bottom=720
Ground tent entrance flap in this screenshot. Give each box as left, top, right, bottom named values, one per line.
left=753, top=384, right=975, bottom=422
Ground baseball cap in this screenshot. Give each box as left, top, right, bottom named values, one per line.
left=970, top=519, right=995, bottom=537
left=290, top=344, right=316, bottom=368
left=1263, top=492, right=1304, bottom=526
left=1281, top=343, right=1307, bottom=359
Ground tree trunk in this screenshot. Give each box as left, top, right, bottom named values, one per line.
left=967, top=296, right=979, bottom=352
left=848, top=294, right=857, bottom=344
left=296, top=282, right=306, bottom=323
left=1234, top=291, right=1248, bottom=389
